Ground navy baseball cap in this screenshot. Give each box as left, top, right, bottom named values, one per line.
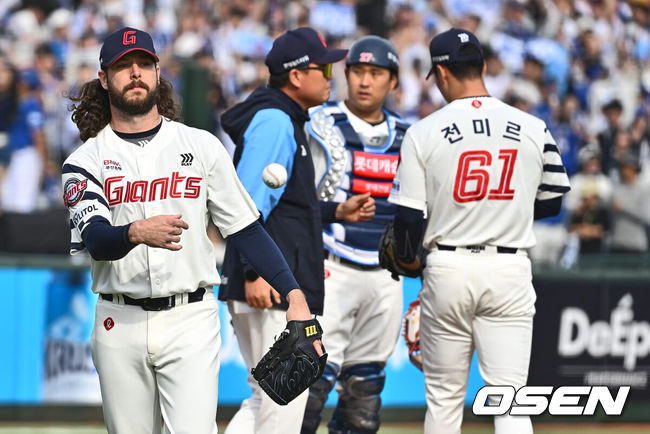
left=99, top=27, right=159, bottom=69
left=426, top=28, right=484, bottom=79
left=265, top=27, right=347, bottom=76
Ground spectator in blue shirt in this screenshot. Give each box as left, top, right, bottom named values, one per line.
left=0, top=57, right=18, bottom=203
left=1, top=68, right=48, bottom=212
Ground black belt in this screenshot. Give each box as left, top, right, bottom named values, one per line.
left=324, top=250, right=381, bottom=270
left=100, top=288, right=206, bottom=311
left=437, top=244, right=518, bottom=254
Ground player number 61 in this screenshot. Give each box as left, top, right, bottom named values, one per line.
left=453, top=149, right=518, bottom=203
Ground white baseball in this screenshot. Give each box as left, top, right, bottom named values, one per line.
left=262, top=163, right=288, bottom=189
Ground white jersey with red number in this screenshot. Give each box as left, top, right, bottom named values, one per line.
left=62, top=118, right=259, bottom=298
left=388, top=96, right=570, bottom=249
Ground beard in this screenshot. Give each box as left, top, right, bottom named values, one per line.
left=107, top=79, right=159, bottom=116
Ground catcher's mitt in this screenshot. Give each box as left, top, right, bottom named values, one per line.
left=252, top=319, right=327, bottom=405
left=378, top=221, right=426, bottom=281
left=403, top=299, right=423, bottom=370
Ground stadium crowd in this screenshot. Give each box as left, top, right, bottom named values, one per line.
left=0, top=0, right=648, bottom=265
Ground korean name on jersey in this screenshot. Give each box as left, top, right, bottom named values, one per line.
left=388, top=97, right=570, bottom=249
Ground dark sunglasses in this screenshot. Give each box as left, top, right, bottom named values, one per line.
left=298, top=64, right=333, bottom=79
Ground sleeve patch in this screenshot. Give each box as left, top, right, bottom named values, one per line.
left=63, top=177, right=88, bottom=206
left=73, top=206, right=103, bottom=229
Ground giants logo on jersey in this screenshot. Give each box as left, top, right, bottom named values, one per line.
left=63, top=178, right=88, bottom=206
left=105, top=172, right=202, bottom=206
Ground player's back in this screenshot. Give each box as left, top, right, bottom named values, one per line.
left=407, top=96, right=554, bottom=249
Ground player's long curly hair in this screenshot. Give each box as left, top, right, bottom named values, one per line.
left=68, top=77, right=178, bottom=142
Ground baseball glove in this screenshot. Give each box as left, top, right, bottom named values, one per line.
left=252, top=319, right=327, bottom=406
left=378, top=221, right=426, bottom=281
left=403, top=299, right=423, bottom=371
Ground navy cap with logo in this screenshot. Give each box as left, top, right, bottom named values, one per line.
left=265, top=27, right=347, bottom=76
left=426, top=28, right=484, bottom=79
left=100, top=27, right=159, bottom=69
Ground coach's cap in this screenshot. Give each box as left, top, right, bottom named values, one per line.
left=265, top=27, right=347, bottom=76
left=426, top=28, right=484, bottom=79
left=100, top=27, right=159, bottom=69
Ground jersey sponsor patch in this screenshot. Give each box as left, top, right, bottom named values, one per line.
left=103, top=159, right=122, bottom=171
left=352, top=151, right=399, bottom=180
left=72, top=204, right=100, bottom=227
left=104, top=317, right=114, bottom=331
left=63, top=178, right=88, bottom=206
left=352, top=178, right=393, bottom=197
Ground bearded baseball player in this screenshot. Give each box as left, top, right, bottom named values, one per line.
left=302, top=35, right=409, bottom=434
left=62, top=27, right=319, bottom=434
left=385, top=29, right=570, bottom=433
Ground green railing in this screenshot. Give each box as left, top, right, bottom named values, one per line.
left=533, top=254, right=650, bottom=283
left=1, top=252, right=649, bottom=280
left=0, top=253, right=91, bottom=271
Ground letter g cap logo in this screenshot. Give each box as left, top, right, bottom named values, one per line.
left=123, top=30, right=136, bottom=45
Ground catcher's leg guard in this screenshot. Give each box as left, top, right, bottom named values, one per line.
left=327, top=363, right=385, bottom=434
left=301, top=362, right=339, bottom=434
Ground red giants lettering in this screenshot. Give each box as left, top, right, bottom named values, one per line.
left=185, top=177, right=201, bottom=199
left=170, top=172, right=185, bottom=198
left=105, top=172, right=202, bottom=206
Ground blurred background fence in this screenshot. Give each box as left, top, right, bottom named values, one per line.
left=0, top=251, right=648, bottom=424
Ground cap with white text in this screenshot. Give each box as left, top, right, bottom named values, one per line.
left=426, top=28, right=483, bottom=79
left=265, top=27, right=347, bottom=76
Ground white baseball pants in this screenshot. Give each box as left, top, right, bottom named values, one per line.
left=420, top=249, right=536, bottom=434
left=319, top=257, right=403, bottom=369
left=225, top=301, right=309, bottom=434
left=91, top=292, right=220, bottom=434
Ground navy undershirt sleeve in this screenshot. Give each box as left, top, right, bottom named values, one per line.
left=534, top=197, right=562, bottom=220
left=81, top=218, right=137, bottom=261
left=393, top=205, right=425, bottom=263
left=320, top=201, right=339, bottom=223
left=228, top=220, right=299, bottom=297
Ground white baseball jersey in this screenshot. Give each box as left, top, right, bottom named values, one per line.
left=388, top=96, right=571, bottom=249
left=62, top=118, right=259, bottom=298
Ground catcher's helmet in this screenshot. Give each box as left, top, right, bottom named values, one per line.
left=346, top=35, right=399, bottom=75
